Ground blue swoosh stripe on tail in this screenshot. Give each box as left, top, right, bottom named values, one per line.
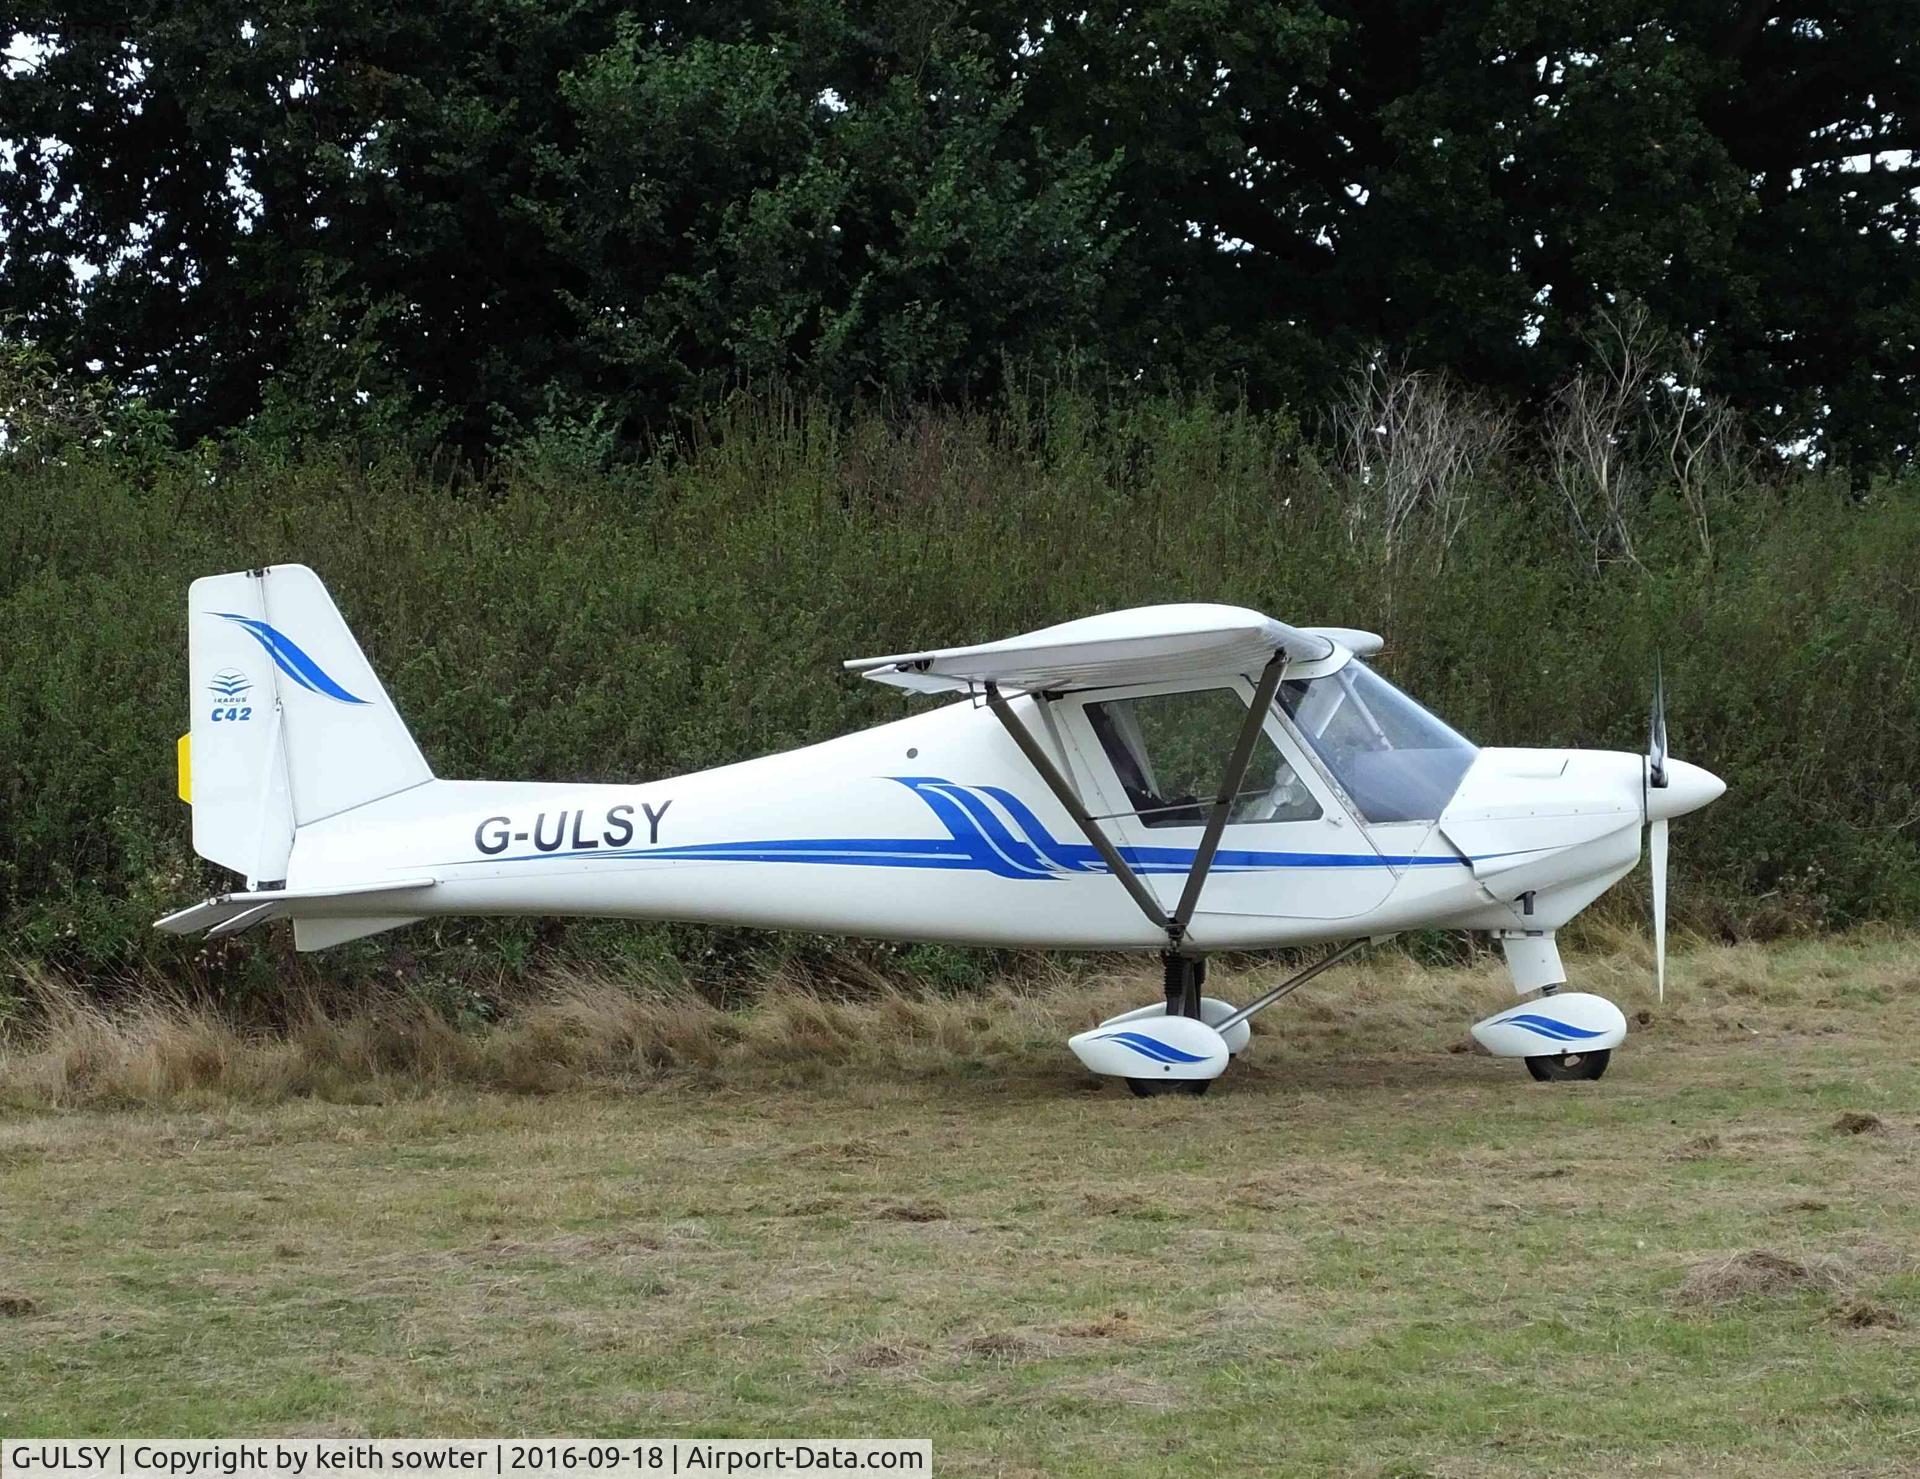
left=216, top=614, right=369, bottom=705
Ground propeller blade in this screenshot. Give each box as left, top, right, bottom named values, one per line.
left=1651, top=816, right=1669, bottom=1003
left=1648, top=656, right=1668, bottom=790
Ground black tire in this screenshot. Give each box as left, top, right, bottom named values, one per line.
left=1125, top=1077, right=1213, bottom=1098
left=1525, top=1048, right=1611, bottom=1082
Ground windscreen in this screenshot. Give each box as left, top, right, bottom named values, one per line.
left=1277, top=661, right=1477, bottom=823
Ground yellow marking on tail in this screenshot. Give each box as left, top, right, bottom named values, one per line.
left=177, top=733, right=191, bottom=804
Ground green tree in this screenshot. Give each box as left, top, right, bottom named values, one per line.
left=3, top=3, right=1916, bottom=463
left=534, top=14, right=1119, bottom=427
left=0, top=3, right=1119, bottom=449
left=1009, top=0, right=1920, bottom=461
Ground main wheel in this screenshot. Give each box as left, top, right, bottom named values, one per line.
left=1126, top=1077, right=1212, bottom=1098
left=1525, top=1048, right=1611, bottom=1082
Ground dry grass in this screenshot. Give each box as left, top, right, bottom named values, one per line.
left=1675, top=1239, right=1917, bottom=1307
left=1835, top=1300, right=1906, bottom=1330
left=11, top=924, right=1917, bottom=1111
left=1, top=964, right=1083, bottom=1107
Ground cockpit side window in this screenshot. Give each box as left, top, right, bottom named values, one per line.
left=1085, top=687, right=1322, bottom=829
left=1277, top=661, right=1476, bottom=823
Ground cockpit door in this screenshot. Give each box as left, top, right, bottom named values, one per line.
left=1056, top=677, right=1399, bottom=923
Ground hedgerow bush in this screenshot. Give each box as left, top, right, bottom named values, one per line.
left=3, top=390, right=1917, bottom=995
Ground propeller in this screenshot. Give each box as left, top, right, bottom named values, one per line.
left=1644, top=659, right=1670, bottom=1001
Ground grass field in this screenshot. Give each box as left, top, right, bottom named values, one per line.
left=2, top=934, right=1917, bottom=1475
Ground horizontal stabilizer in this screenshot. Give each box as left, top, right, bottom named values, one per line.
left=155, top=877, right=437, bottom=937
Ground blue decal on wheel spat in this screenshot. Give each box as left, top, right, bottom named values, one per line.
left=1090, top=1030, right=1210, bottom=1064
left=1495, top=1012, right=1606, bottom=1041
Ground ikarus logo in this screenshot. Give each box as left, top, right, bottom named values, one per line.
left=208, top=668, right=254, bottom=723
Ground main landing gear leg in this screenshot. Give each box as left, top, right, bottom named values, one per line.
left=1164, top=952, right=1206, bottom=1020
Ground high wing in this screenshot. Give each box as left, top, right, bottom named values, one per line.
left=846, top=603, right=1381, bottom=695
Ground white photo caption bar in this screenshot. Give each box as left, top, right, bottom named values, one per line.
left=1, top=1442, right=931, bottom=1478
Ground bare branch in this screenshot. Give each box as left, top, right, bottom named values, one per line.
left=1334, top=353, right=1512, bottom=565
left=1547, top=302, right=1665, bottom=570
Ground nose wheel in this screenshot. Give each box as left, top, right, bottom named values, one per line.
left=1126, top=1077, right=1213, bottom=1098
left=1525, top=1049, right=1611, bottom=1082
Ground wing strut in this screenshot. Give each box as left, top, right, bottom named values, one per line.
left=984, top=650, right=1288, bottom=953
left=1169, top=653, right=1289, bottom=940
left=983, top=683, right=1172, bottom=934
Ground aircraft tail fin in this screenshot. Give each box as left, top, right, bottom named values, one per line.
left=184, top=564, right=432, bottom=884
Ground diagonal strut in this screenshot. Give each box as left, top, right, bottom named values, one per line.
left=1169, top=652, right=1289, bottom=939
left=983, top=682, right=1172, bottom=934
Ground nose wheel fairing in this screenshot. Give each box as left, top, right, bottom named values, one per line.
left=1471, top=992, right=1627, bottom=1059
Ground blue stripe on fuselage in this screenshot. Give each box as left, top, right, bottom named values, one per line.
left=438, top=777, right=1477, bottom=879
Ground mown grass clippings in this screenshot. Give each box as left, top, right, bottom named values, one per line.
left=868, top=1198, right=950, bottom=1223
left=1675, top=1249, right=1846, bottom=1304
left=1834, top=1300, right=1906, bottom=1331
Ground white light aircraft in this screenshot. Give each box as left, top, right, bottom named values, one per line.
left=160, top=564, right=1724, bottom=1094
